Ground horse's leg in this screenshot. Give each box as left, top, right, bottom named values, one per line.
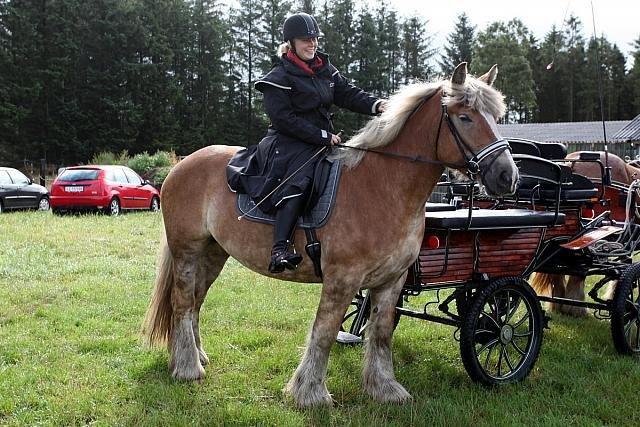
left=169, top=242, right=210, bottom=381
left=561, top=275, right=588, bottom=317
left=548, top=274, right=567, bottom=314
left=284, top=280, right=357, bottom=407
left=363, top=275, right=412, bottom=403
left=192, top=240, right=229, bottom=366
left=603, top=280, right=618, bottom=301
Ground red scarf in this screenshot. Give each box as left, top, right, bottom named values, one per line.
left=286, top=49, right=324, bottom=75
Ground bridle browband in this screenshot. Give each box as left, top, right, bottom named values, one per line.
left=337, top=97, right=511, bottom=179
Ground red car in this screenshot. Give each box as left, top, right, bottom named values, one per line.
left=50, top=165, right=160, bottom=216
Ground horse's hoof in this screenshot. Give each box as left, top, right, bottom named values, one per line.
left=170, top=361, right=205, bottom=381
left=283, top=379, right=333, bottom=407
left=198, top=348, right=210, bottom=366
left=365, top=379, right=413, bottom=404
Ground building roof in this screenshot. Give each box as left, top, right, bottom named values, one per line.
left=613, top=115, right=640, bottom=141
left=497, top=119, right=633, bottom=144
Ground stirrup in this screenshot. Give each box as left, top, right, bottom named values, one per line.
left=268, top=250, right=302, bottom=273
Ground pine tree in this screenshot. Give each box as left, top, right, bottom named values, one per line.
left=439, top=13, right=476, bottom=76
left=381, top=5, right=401, bottom=94
left=563, top=15, right=588, bottom=121
left=629, top=36, right=640, bottom=115
left=535, top=27, right=573, bottom=122
left=353, top=8, right=378, bottom=93
left=401, top=15, right=436, bottom=84
left=255, top=0, right=291, bottom=75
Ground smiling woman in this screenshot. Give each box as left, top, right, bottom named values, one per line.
left=227, top=12, right=388, bottom=273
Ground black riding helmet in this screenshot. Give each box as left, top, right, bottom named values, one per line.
left=283, top=12, right=322, bottom=42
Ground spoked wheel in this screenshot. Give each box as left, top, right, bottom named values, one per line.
left=611, top=263, right=640, bottom=355
left=337, top=290, right=403, bottom=345
left=460, top=277, right=544, bottom=385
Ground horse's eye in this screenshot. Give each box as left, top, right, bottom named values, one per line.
left=459, top=114, right=472, bottom=123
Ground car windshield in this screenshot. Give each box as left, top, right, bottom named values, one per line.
left=58, top=169, right=100, bottom=182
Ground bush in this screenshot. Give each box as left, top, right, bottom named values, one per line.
left=91, top=150, right=130, bottom=165
left=128, top=152, right=155, bottom=176
left=151, top=166, right=172, bottom=187
left=152, top=151, right=173, bottom=168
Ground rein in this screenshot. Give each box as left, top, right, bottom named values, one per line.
left=337, top=103, right=511, bottom=179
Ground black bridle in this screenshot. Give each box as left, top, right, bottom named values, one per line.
left=337, top=103, right=511, bottom=180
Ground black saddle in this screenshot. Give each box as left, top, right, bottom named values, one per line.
left=236, top=158, right=342, bottom=228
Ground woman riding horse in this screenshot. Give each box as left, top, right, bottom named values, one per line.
left=227, top=12, right=386, bottom=273
left=143, top=60, right=518, bottom=407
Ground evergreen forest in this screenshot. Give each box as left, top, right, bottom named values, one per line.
left=1, top=0, right=639, bottom=166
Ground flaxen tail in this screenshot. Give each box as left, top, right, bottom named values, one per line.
left=142, top=236, right=174, bottom=347
left=530, top=272, right=564, bottom=296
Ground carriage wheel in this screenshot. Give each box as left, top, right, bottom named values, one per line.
left=460, top=277, right=544, bottom=385
left=341, top=290, right=371, bottom=338
left=337, top=290, right=403, bottom=345
left=610, top=263, right=640, bottom=355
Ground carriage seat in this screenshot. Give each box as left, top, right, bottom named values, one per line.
left=514, top=154, right=598, bottom=203
left=424, top=208, right=565, bottom=230
left=508, top=138, right=567, bottom=160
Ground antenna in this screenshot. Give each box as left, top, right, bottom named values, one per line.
left=590, top=0, right=611, bottom=185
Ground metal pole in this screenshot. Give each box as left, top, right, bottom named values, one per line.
left=40, top=158, right=46, bottom=187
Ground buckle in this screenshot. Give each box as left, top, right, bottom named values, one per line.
left=467, top=160, right=480, bottom=176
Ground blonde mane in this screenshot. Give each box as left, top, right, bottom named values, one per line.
left=332, top=75, right=506, bottom=168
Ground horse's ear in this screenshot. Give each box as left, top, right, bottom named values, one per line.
left=479, top=64, right=498, bottom=86
left=451, top=62, right=467, bottom=85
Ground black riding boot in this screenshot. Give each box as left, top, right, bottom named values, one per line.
left=269, top=195, right=305, bottom=273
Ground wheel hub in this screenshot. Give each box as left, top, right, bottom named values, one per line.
left=500, top=324, right=514, bottom=344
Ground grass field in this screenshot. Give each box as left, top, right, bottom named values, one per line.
left=1, top=211, right=640, bottom=426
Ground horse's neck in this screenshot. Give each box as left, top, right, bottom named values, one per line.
left=353, top=102, right=445, bottom=215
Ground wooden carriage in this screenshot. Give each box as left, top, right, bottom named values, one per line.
left=339, top=139, right=640, bottom=385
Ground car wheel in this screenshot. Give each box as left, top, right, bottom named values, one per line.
left=150, top=196, right=160, bottom=212
left=38, top=196, right=50, bottom=211
left=0, top=199, right=3, bottom=213
left=106, top=198, right=121, bottom=216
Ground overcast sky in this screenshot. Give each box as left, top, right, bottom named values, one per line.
left=376, top=0, right=639, bottom=67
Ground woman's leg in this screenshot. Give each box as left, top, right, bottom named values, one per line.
left=269, top=193, right=307, bottom=272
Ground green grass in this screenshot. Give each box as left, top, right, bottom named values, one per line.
left=1, top=211, right=640, bottom=426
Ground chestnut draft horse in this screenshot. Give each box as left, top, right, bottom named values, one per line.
left=142, top=63, right=519, bottom=407
left=531, top=152, right=640, bottom=316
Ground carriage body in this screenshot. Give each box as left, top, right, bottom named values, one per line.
left=340, top=138, right=640, bottom=385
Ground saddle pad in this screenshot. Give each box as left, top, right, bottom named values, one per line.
left=237, top=159, right=342, bottom=229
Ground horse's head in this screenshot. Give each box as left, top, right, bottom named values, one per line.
left=440, top=63, right=518, bottom=196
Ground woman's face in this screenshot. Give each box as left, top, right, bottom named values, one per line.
left=293, top=37, right=318, bottom=61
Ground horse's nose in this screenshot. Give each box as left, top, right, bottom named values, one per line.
left=498, top=169, right=517, bottom=194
